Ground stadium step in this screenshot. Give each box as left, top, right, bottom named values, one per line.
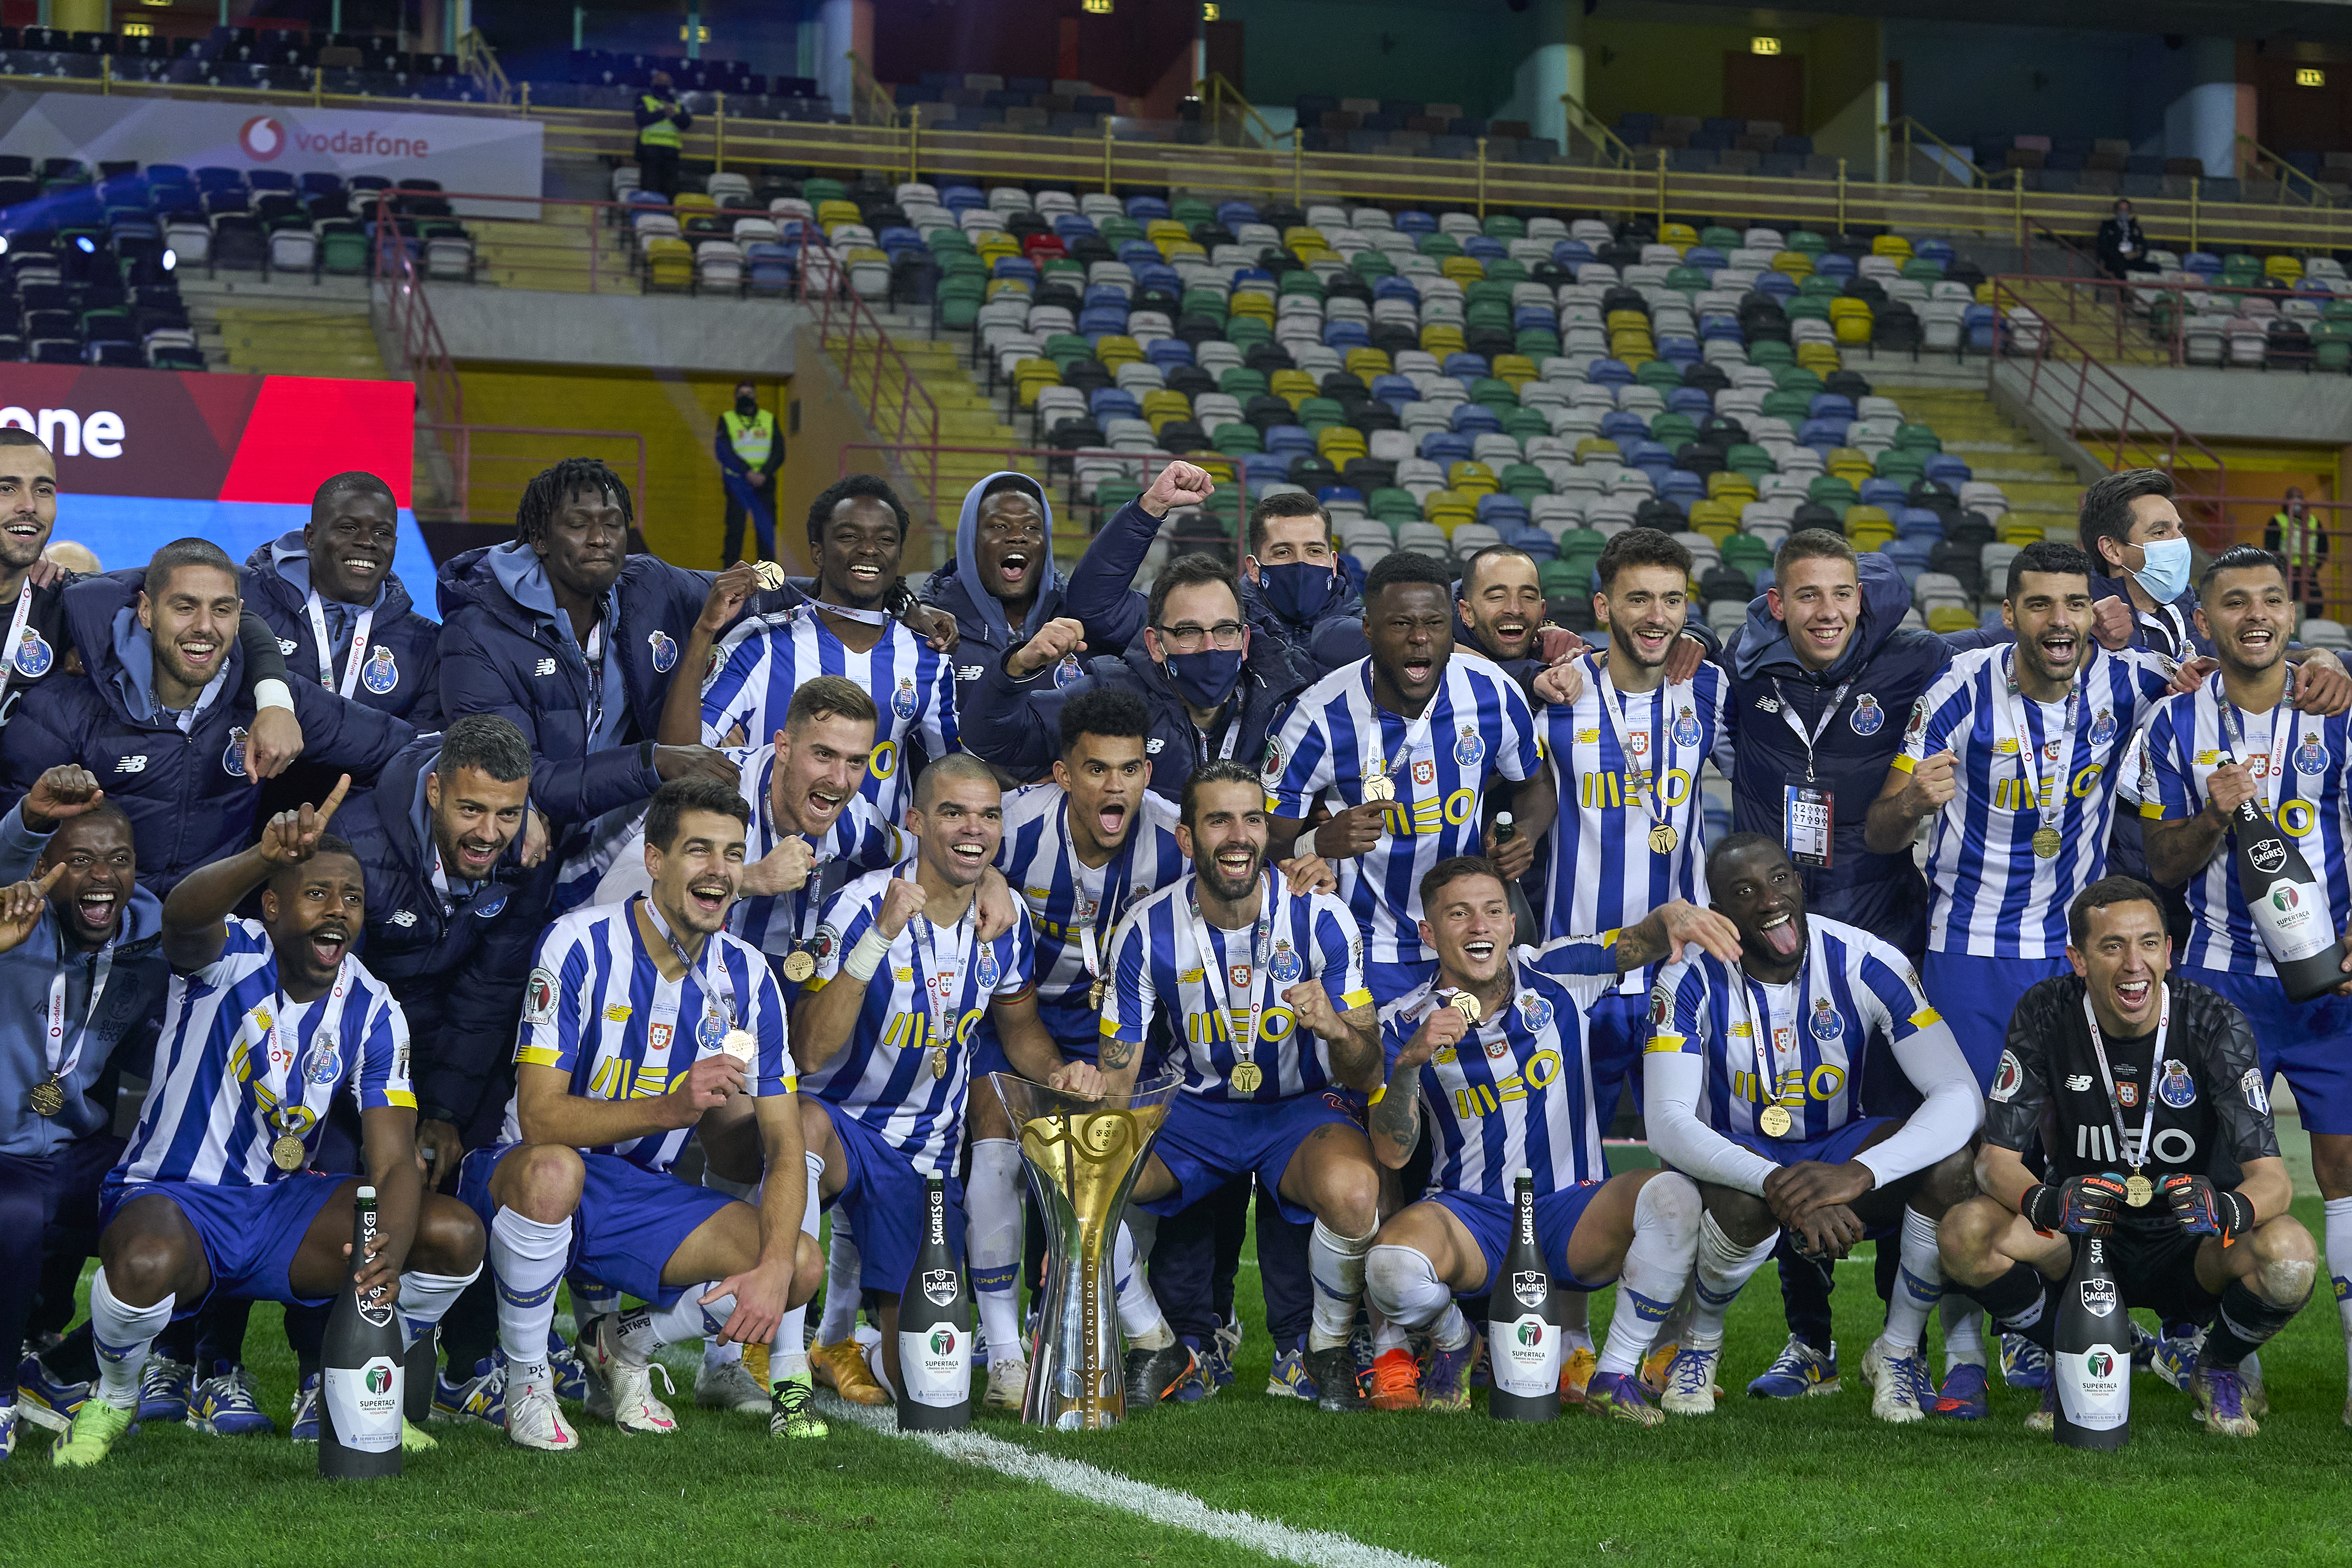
left=189, top=300, right=389, bottom=380
left=466, top=205, right=628, bottom=293
left=1877, top=384, right=2081, bottom=543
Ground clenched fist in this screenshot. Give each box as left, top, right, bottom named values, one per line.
left=1010, top=616, right=1088, bottom=679
left=1139, top=460, right=1216, bottom=518
left=1898, top=751, right=1958, bottom=818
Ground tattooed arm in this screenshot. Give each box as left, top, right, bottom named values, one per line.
left=1608, top=899, right=1743, bottom=973
left=1368, top=1003, right=1467, bottom=1169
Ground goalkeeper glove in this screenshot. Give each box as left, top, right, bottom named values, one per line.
left=2021, top=1172, right=2128, bottom=1233
left=2160, top=1173, right=2256, bottom=1242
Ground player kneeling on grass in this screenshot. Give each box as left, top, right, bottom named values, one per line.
left=463, top=777, right=822, bottom=1451
left=55, top=780, right=486, bottom=1468
left=1362, top=858, right=1739, bottom=1425
left=1642, top=834, right=1984, bottom=1422
left=1939, top=876, right=2316, bottom=1436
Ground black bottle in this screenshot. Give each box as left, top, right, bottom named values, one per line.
left=897, top=1174, right=973, bottom=1430
left=1486, top=1170, right=1559, bottom=1421
left=321, top=1185, right=405, bottom=1477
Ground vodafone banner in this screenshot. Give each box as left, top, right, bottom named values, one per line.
left=0, top=90, right=542, bottom=217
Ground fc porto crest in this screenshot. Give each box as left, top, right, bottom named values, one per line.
left=2087, top=707, right=2117, bottom=747
left=1809, top=997, right=1843, bottom=1041
left=1269, top=939, right=1302, bottom=983
left=360, top=644, right=400, bottom=695
left=2158, top=1059, right=2197, bottom=1109
left=1518, top=990, right=1554, bottom=1033
left=223, top=727, right=250, bottom=778
left=1671, top=705, right=1703, bottom=748
left=892, top=677, right=919, bottom=720
left=976, top=941, right=1001, bottom=990
left=697, top=1005, right=728, bottom=1050
left=648, top=629, right=679, bottom=673
left=1453, top=723, right=1484, bottom=768
left=10, top=626, right=51, bottom=678
left=302, top=1032, right=341, bottom=1086
left=2297, top=736, right=2330, bottom=775
left=1848, top=694, right=1883, bottom=736
left=1053, top=653, right=1085, bottom=690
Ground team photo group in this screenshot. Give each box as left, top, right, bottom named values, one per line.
left=0, top=421, right=2344, bottom=1475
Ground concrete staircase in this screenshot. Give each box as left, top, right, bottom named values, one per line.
left=467, top=204, right=631, bottom=293
left=178, top=287, right=387, bottom=379
left=1875, top=380, right=2082, bottom=545
left=852, top=306, right=1039, bottom=530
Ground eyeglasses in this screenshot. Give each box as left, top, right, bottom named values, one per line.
left=1156, top=620, right=1246, bottom=653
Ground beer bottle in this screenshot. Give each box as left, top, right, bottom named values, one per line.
left=2223, top=763, right=2341, bottom=1002
left=1492, top=813, right=1538, bottom=947
left=2053, top=1226, right=2129, bottom=1449
left=320, top=1185, right=405, bottom=1478
left=1486, top=1170, right=1559, bottom=1422
left=897, top=1174, right=973, bottom=1430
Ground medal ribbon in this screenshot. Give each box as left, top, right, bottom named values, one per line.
left=1731, top=954, right=1812, bottom=1131
left=1189, top=868, right=1278, bottom=1076
left=1996, top=648, right=2078, bottom=846
left=2080, top=987, right=2167, bottom=1175
left=1589, top=653, right=1686, bottom=837
left=1771, top=679, right=1852, bottom=784
left=1361, top=661, right=1442, bottom=801
left=304, top=588, right=378, bottom=699
left=2217, top=680, right=2300, bottom=819
left=912, top=895, right=978, bottom=1061
left=42, top=935, right=117, bottom=1086
left=1063, top=794, right=1142, bottom=981
left=641, top=892, right=737, bottom=1034
left=810, top=598, right=894, bottom=628
left=0, top=576, right=35, bottom=703
left=261, top=957, right=352, bottom=1154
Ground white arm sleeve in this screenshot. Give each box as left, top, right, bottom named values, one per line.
left=1642, top=1050, right=1780, bottom=1196
left=1853, top=1020, right=1985, bottom=1190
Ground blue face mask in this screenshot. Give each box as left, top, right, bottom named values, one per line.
left=2131, top=536, right=2192, bottom=604
left=1163, top=648, right=1244, bottom=709
left=1257, top=561, right=1340, bottom=624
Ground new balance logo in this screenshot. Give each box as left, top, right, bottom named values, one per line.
left=534, top=658, right=557, bottom=676
left=276, top=638, right=298, bottom=655
left=114, top=756, right=148, bottom=774
left=390, top=910, right=418, bottom=927
left=2066, top=1074, right=2093, bottom=1091
left=957, top=665, right=984, bottom=682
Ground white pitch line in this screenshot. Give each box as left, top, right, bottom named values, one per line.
left=821, top=1394, right=1445, bottom=1568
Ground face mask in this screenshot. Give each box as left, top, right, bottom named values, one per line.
left=2130, top=536, right=2192, bottom=604
left=735, top=397, right=757, bottom=418
left=1163, top=648, right=1243, bottom=709
left=1257, top=561, right=1340, bottom=624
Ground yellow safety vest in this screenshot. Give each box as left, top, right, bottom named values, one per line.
left=2275, top=511, right=2318, bottom=568
left=638, top=94, right=683, bottom=149
left=722, top=408, right=775, bottom=466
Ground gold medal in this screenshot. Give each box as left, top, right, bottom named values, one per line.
left=2032, top=826, right=2062, bottom=859
left=27, top=1074, right=64, bottom=1117
left=272, top=1133, right=308, bottom=1172
left=1229, top=1060, right=1264, bottom=1093
left=1758, top=1103, right=1794, bottom=1138
left=753, top=560, right=790, bottom=591
left=1648, top=822, right=1680, bottom=856
left=1362, top=765, right=1394, bottom=803
left=2124, top=1172, right=2154, bottom=1208
left=1446, top=989, right=1483, bottom=1025
left=781, top=948, right=817, bottom=984
left=1089, top=971, right=1110, bottom=1010
left=932, top=1045, right=948, bottom=1079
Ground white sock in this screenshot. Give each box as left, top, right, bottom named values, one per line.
left=1365, top=1241, right=1467, bottom=1354
left=1940, top=1293, right=1987, bottom=1371
left=1598, top=1174, right=1700, bottom=1377
left=1687, top=1210, right=1779, bottom=1350
left=1307, top=1218, right=1375, bottom=1352
left=1370, top=1306, right=1410, bottom=1355
left=89, top=1269, right=172, bottom=1410
left=774, top=1151, right=826, bottom=1380
left=967, top=1138, right=1025, bottom=1365
left=817, top=1209, right=863, bottom=1344
left=396, top=1266, right=481, bottom=1353
left=2327, top=1196, right=2352, bottom=1385
left=569, top=1277, right=621, bottom=1321
left=490, top=1208, right=573, bottom=1380
left=1115, top=1221, right=1171, bottom=1348
left=855, top=1322, right=898, bottom=1399
left=1881, top=1207, right=1945, bottom=1358
left=617, top=1287, right=733, bottom=1361
left=1559, top=1290, right=1594, bottom=1355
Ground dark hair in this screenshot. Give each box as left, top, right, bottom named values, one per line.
left=1419, top=854, right=1505, bottom=910
left=2077, top=468, right=2175, bottom=569
left=268, top=833, right=359, bottom=890
left=1705, top=830, right=1788, bottom=884
left=1058, top=685, right=1151, bottom=755
left=2068, top=875, right=2166, bottom=947
left=434, top=714, right=532, bottom=784
left=913, top=752, right=999, bottom=812
left=2199, top=542, right=2288, bottom=597
left=40, top=799, right=134, bottom=870
left=311, top=470, right=396, bottom=517
left=1773, top=528, right=1858, bottom=579
left=1363, top=549, right=1454, bottom=605
left=644, top=776, right=751, bottom=850
left=806, top=473, right=910, bottom=550
left=0, top=428, right=50, bottom=452
left=2004, top=539, right=2094, bottom=602
left=1248, top=491, right=1329, bottom=556
left=786, top=674, right=879, bottom=734
left=1180, top=759, right=1263, bottom=830
left=145, top=538, right=238, bottom=598
left=1460, top=544, right=1539, bottom=595
left=1596, top=526, right=1693, bottom=589
left=1148, top=552, right=1240, bottom=630
left=516, top=458, right=633, bottom=546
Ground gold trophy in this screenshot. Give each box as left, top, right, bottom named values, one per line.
left=990, top=1069, right=1182, bottom=1430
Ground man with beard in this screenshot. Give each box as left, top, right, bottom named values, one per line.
left=1641, top=835, right=1982, bottom=1424
left=716, top=382, right=783, bottom=569
left=459, top=777, right=818, bottom=1450
left=1313, top=544, right=1573, bottom=688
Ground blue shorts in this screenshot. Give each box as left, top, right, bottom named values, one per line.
left=457, top=1145, right=730, bottom=1308
left=1430, top=1181, right=1615, bottom=1295
left=820, top=1102, right=965, bottom=1296
left=1720, top=1114, right=1896, bottom=1171
left=1141, top=1090, right=1363, bottom=1226
left=2176, top=964, right=2352, bottom=1135
left=102, top=1173, right=350, bottom=1313
left=1366, top=959, right=1439, bottom=1010
left=1923, top=950, right=2067, bottom=1089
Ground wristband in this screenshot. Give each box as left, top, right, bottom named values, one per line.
left=843, top=927, right=891, bottom=984
left=252, top=678, right=295, bottom=713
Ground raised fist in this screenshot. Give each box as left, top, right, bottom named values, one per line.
left=1010, top=616, right=1087, bottom=679
left=1140, top=460, right=1216, bottom=518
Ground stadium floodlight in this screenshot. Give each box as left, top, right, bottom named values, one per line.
left=161, top=248, right=176, bottom=271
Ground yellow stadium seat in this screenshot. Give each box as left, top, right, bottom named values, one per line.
left=1795, top=341, right=1842, bottom=373
left=1871, top=234, right=1914, bottom=259
left=1707, top=472, right=1758, bottom=503
left=1688, top=499, right=1740, bottom=533
left=1440, top=256, right=1486, bottom=283
left=1228, top=292, right=1275, bottom=320
left=1772, top=250, right=1814, bottom=279
left=1146, top=219, right=1190, bottom=244
left=1421, top=325, right=1467, bottom=353
left=814, top=199, right=857, bottom=226
left=1096, top=336, right=1142, bottom=367
left=1843, top=504, right=1892, bottom=534
left=642, top=236, right=693, bottom=292
left=1574, top=437, right=1621, bottom=463
left=1318, top=428, right=1367, bottom=457
left=1271, top=369, right=1318, bottom=407
left=1492, top=353, right=1538, bottom=384
left=1927, top=605, right=1978, bottom=633
left=1164, top=240, right=1207, bottom=263
left=2265, top=255, right=2303, bottom=283
left=1346, top=348, right=1393, bottom=378
left=1660, top=222, right=1699, bottom=252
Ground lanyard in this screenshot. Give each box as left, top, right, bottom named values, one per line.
left=582, top=617, right=607, bottom=740
left=641, top=893, right=737, bottom=1028
left=261, top=958, right=352, bottom=1142
left=913, top=896, right=978, bottom=1055
left=2081, top=988, right=2166, bottom=1174
left=1189, top=869, right=1278, bottom=1067
left=1996, top=649, right=2078, bottom=840
left=1731, top=961, right=1808, bottom=1122
left=2219, top=689, right=2299, bottom=817
left=1590, top=653, right=1684, bottom=832
left=811, top=599, right=893, bottom=628
left=1772, top=679, right=1851, bottom=784
left=0, top=577, right=34, bottom=701
left=304, top=589, right=377, bottom=699
left=1064, top=795, right=1141, bottom=977
left=1197, top=706, right=1243, bottom=764
left=1364, top=662, right=1442, bottom=795
left=42, top=935, right=117, bottom=1084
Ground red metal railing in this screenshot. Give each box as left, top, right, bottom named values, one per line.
left=1987, top=278, right=2230, bottom=481
left=1990, top=270, right=2344, bottom=370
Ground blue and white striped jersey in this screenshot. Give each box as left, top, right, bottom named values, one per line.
left=722, top=741, right=906, bottom=994
left=1646, top=914, right=1938, bottom=1143
left=2138, top=675, right=2352, bottom=975
left=1538, top=655, right=1733, bottom=940
left=117, top=920, right=412, bottom=1191
left=996, top=780, right=1188, bottom=1015
left=1101, top=873, right=1371, bottom=1103
left=1379, top=941, right=1623, bottom=1198
left=1899, top=645, right=2171, bottom=959
left=801, top=866, right=1036, bottom=1176
left=697, top=605, right=959, bottom=822
left=1262, top=653, right=1543, bottom=966
left=503, top=895, right=794, bottom=1174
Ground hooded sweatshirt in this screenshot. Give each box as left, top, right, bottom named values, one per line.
left=242, top=531, right=443, bottom=727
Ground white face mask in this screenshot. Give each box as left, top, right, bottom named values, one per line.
left=2129, top=535, right=2192, bottom=604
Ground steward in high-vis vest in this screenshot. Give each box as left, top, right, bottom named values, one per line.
left=633, top=70, right=690, bottom=199
left=2263, top=486, right=2330, bottom=618
left=716, top=381, right=782, bottom=566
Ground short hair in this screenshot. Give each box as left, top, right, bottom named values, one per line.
left=1705, top=830, right=1787, bottom=885
left=434, top=714, right=533, bottom=784
left=806, top=473, right=910, bottom=550
left=1419, top=854, right=1505, bottom=910
left=1148, top=552, right=1239, bottom=629
left=516, top=457, right=633, bottom=546
left=644, top=776, right=751, bottom=850
left=1596, top=526, right=1693, bottom=589
left=2005, top=540, right=2094, bottom=602
left=311, top=470, right=396, bottom=516
left=1363, top=549, right=1453, bottom=604
left=1460, top=545, right=1539, bottom=596
left=913, top=752, right=999, bottom=812
left=1058, top=685, right=1152, bottom=755
left=2076, top=468, right=2174, bottom=566
left=786, top=674, right=878, bottom=734
left=2199, top=542, right=2288, bottom=597
left=2068, top=875, right=2166, bottom=947
left=40, top=799, right=134, bottom=867
left=0, top=428, right=50, bottom=452
left=1248, top=491, right=1329, bottom=556
left=145, top=538, right=238, bottom=598
left=268, top=834, right=359, bottom=891
left=1772, top=529, right=1858, bottom=580
left=1180, top=759, right=1263, bottom=831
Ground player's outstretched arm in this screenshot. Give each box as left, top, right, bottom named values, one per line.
left=659, top=563, right=762, bottom=747
left=994, top=991, right=1106, bottom=1099
left=1863, top=751, right=1953, bottom=855
left=1369, top=1008, right=1458, bottom=1168
left=1287, top=979, right=1381, bottom=1092
left=1642, top=1049, right=1779, bottom=1196
left=162, top=774, right=351, bottom=973
left=1484, top=767, right=1555, bottom=881
left=2141, top=756, right=2253, bottom=887
left=1611, top=900, right=1742, bottom=972
left=512, top=1056, right=743, bottom=1150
